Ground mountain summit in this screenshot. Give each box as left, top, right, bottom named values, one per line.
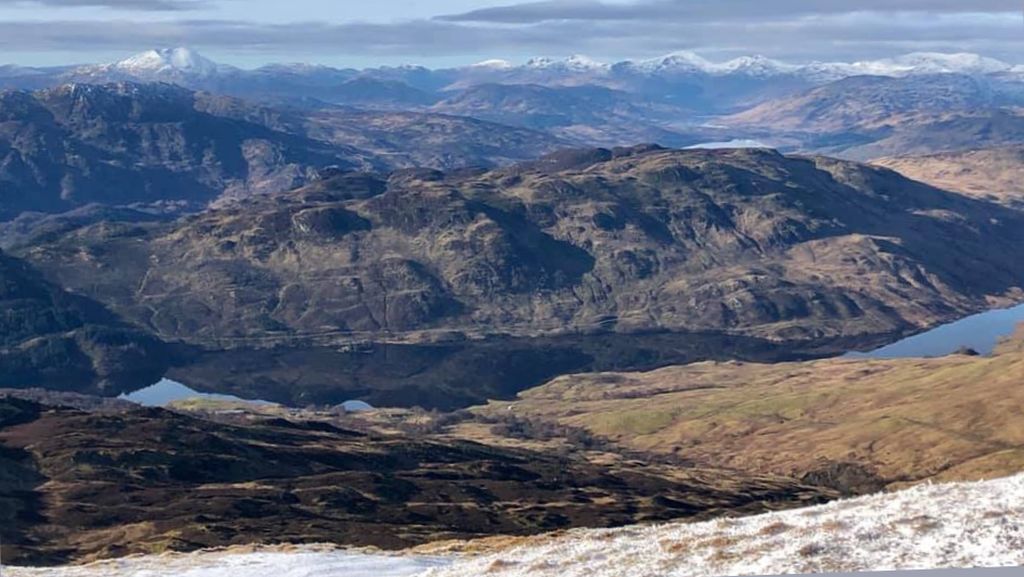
left=114, top=47, right=222, bottom=76
left=68, top=47, right=235, bottom=81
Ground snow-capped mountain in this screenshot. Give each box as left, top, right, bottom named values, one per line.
left=525, top=54, right=610, bottom=72
left=1, top=47, right=1022, bottom=124
left=71, top=47, right=238, bottom=82
left=113, top=47, right=227, bottom=77
left=4, top=46, right=1019, bottom=93
left=801, top=52, right=1018, bottom=82
left=468, top=59, right=515, bottom=70
left=626, top=52, right=797, bottom=77
left=497, top=51, right=1017, bottom=81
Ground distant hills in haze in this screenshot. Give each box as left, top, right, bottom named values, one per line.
left=4, top=48, right=1024, bottom=160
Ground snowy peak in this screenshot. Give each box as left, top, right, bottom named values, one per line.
left=802, top=52, right=1016, bottom=81
left=111, top=47, right=225, bottom=77
left=470, top=51, right=1018, bottom=81
left=875, top=52, right=1014, bottom=75
left=719, top=55, right=796, bottom=77
left=525, top=54, right=609, bottom=72
left=470, top=59, right=514, bottom=70
left=633, top=51, right=714, bottom=74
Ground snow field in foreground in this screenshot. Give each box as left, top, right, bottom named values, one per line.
left=9, top=473, right=1024, bottom=577
left=6, top=549, right=450, bottom=577
left=424, top=473, right=1024, bottom=577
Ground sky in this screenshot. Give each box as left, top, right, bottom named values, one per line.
left=0, top=0, right=1022, bottom=68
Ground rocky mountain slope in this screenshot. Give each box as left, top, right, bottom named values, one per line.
left=16, top=146, right=1024, bottom=348
left=723, top=75, right=1024, bottom=159
left=0, top=82, right=564, bottom=219
left=0, top=396, right=831, bottom=566
left=875, top=146, right=1024, bottom=209
left=0, top=250, right=168, bottom=393
left=0, top=82, right=371, bottom=219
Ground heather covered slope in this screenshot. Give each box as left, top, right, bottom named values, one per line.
left=11, top=474, right=1024, bottom=576
left=0, top=397, right=831, bottom=566
left=16, top=146, right=1024, bottom=348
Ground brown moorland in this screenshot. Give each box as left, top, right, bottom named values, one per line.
left=469, top=327, right=1024, bottom=491
left=875, top=146, right=1024, bottom=209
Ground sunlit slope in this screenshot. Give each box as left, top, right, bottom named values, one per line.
left=476, top=328, right=1024, bottom=487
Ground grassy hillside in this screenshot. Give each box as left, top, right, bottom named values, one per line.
left=875, top=146, right=1024, bottom=209
left=471, top=327, right=1024, bottom=488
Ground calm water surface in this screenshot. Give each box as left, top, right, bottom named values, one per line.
left=846, top=303, right=1024, bottom=359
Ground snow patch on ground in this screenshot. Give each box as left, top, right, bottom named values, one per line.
left=10, top=474, right=1024, bottom=577
left=686, top=139, right=773, bottom=150
left=424, top=473, right=1024, bottom=577
left=7, top=548, right=450, bottom=577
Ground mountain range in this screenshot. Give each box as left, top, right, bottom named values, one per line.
left=5, top=48, right=1024, bottom=162
left=20, top=48, right=1022, bottom=92
left=0, top=82, right=565, bottom=219
left=4, top=48, right=1024, bottom=123
left=4, top=46, right=1024, bottom=573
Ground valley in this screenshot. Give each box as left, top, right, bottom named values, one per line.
left=5, top=144, right=1024, bottom=407
left=3, top=41, right=1024, bottom=576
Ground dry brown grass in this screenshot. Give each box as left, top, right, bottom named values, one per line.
left=471, top=327, right=1024, bottom=488
left=759, top=522, right=794, bottom=536
left=875, top=147, right=1024, bottom=208
left=798, top=543, right=828, bottom=557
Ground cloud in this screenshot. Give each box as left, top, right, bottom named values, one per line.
left=0, top=5, right=1020, bottom=65
left=0, top=0, right=207, bottom=10
left=439, top=0, right=1022, bottom=24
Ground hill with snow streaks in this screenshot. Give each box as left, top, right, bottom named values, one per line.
left=10, top=473, right=1024, bottom=576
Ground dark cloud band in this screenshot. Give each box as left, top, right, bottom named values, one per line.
left=0, top=0, right=206, bottom=10
left=0, top=3, right=1019, bottom=64
left=439, top=0, right=1022, bottom=24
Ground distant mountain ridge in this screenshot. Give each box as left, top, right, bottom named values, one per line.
left=3, top=48, right=1021, bottom=110
left=0, top=81, right=565, bottom=219
left=4, top=48, right=1024, bottom=157
left=73, top=48, right=1024, bottom=83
